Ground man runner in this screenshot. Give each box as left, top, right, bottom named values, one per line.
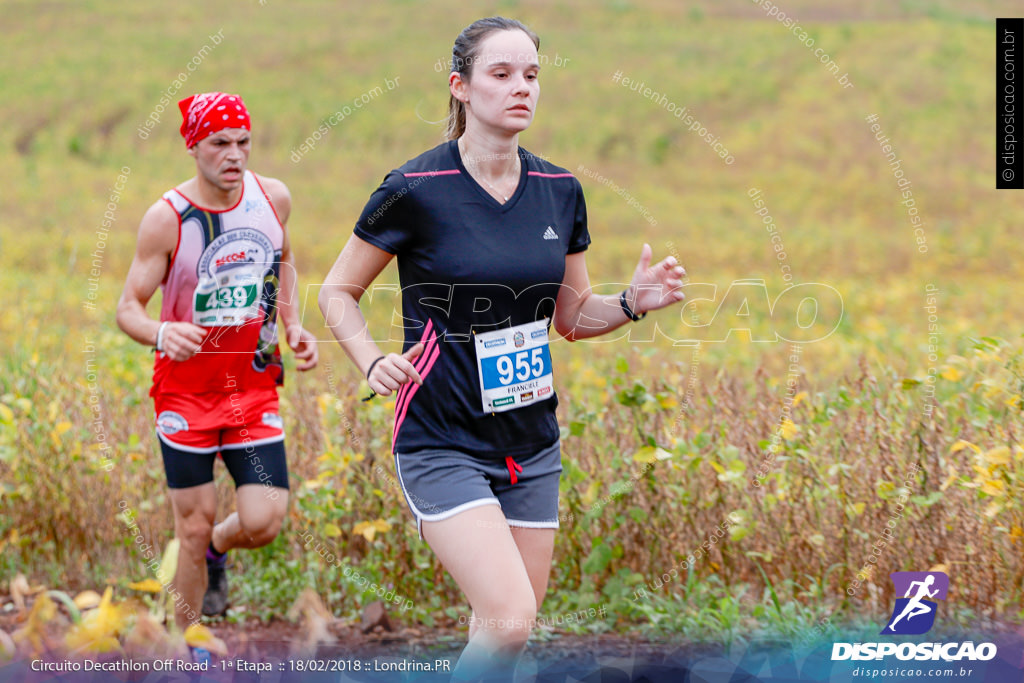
left=116, top=92, right=317, bottom=636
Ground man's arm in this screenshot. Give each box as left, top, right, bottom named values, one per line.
left=116, top=200, right=207, bottom=360
left=258, top=174, right=317, bottom=371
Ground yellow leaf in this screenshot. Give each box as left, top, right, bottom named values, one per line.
left=352, top=521, right=377, bottom=542
left=156, top=538, right=180, bottom=587
left=323, top=524, right=342, bottom=537
left=9, top=573, right=30, bottom=612
left=0, top=628, right=14, bottom=659
left=940, top=365, right=963, bottom=381
left=984, top=501, right=1002, bottom=518
left=633, top=446, right=672, bottom=464
left=371, top=519, right=391, bottom=533
left=127, top=579, right=163, bottom=593
left=12, top=592, right=57, bottom=652
left=54, top=421, right=72, bottom=436
left=792, top=391, right=808, bottom=407
left=304, top=479, right=325, bottom=490
left=184, top=624, right=228, bottom=657
left=929, top=563, right=949, bottom=575
left=981, top=446, right=1011, bottom=467
left=940, top=467, right=959, bottom=491
left=0, top=404, right=13, bottom=424
left=73, top=590, right=103, bottom=610
left=779, top=418, right=799, bottom=441
left=65, top=588, right=126, bottom=654
left=980, top=479, right=1006, bottom=497
left=971, top=464, right=990, bottom=478
left=950, top=440, right=981, bottom=454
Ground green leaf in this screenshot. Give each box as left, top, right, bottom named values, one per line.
left=582, top=540, right=614, bottom=575
left=561, top=457, right=587, bottom=488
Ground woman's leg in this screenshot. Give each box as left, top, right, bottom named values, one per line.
left=467, top=525, right=556, bottom=641
left=510, top=526, right=556, bottom=611
left=422, top=504, right=542, bottom=681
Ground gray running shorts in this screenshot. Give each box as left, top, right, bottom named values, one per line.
left=394, top=440, right=562, bottom=537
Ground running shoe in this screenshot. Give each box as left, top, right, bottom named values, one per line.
left=202, top=548, right=229, bottom=616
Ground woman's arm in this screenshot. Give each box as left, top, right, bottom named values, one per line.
left=318, top=235, right=423, bottom=396
left=553, top=244, right=685, bottom=341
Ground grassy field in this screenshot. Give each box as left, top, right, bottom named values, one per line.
left=1, top=0, right=1023, bottom=657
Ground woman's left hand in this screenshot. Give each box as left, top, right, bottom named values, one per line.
left=627, top=243, right=687, bottom=316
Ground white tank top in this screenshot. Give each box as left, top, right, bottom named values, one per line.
left=152, top=171, right=285, bottom=394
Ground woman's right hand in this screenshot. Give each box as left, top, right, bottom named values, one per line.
left=367, top=343, right=424, bottom=396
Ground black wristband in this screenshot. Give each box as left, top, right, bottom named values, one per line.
left=365, top=355, right=386, bottom=380
left=620, top=290, right=646, bottom=322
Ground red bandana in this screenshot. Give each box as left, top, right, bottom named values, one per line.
left=178, top=92, right=251, bottom=148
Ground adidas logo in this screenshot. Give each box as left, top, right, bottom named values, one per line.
left=542, top=226, right=558, bottom=240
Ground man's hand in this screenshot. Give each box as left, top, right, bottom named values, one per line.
left=160, top=322, right=208, bottom=361
left=286, top=324, right=319, bottom=371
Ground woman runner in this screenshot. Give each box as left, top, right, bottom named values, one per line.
left=319, top=17, right=686, bottom=681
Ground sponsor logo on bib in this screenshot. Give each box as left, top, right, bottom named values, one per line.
left=197, top=229, right=274, bottom=281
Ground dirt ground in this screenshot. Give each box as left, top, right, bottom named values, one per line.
left=0, top=604, right=726, bottom=681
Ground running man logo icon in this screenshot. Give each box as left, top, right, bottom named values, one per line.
left=881, top=571, right=949, bottom=635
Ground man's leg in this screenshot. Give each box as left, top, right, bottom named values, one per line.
left=203, top=411, right=290, bottom=615
left=213, top=388, right=289, bottom=551
left=211, top=484, right=289, bottom=550
left=167, top=483, right=217, bottom=631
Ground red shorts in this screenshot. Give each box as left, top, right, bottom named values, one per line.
left=153, top=389, right=284, bottom=453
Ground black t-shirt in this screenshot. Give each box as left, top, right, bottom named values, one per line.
left=354, top=140, right=591, bottom=459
